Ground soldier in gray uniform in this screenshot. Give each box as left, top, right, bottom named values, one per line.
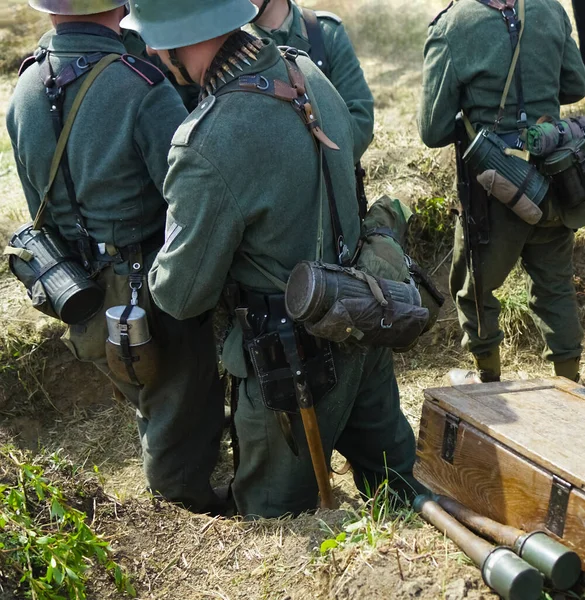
left=123, top=0, right=425, bottom=518
left=7, top=0, right=226, bottom=514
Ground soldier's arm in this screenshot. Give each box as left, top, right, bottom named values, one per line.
left=325, top=20, right=374, bottom=162
left=149, top=146, right=246, bottom=320
left=133, top=81, right=189, bottom=194
left=10, top=142, right=57, bottom=227
left=417, top=28, right=460, bottom=148
left=559, top=9, right=585, bottom=105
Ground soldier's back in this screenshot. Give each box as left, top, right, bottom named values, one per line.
left=438, top=0, right=576, bottom=130
left=7, top=27, right=187, bottom=250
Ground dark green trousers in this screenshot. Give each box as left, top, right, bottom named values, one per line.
left=232, top=345, right=422, bottom=519
left=450, top=196, right=583, bottom=362
left=62, top=267, right=224, bottom=513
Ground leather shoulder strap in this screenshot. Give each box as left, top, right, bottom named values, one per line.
left=33, top=53, right=121, bottom=230
left=475, top=0, right=515, bottom=10
left=301, top=8, right=329, bottom=78
left=120, top=54, right=166, bottom=86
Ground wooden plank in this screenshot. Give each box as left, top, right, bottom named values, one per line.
left=415, top=400, right=585, bottom=558
left=424, top=379, right=556, bottom=400
left=424, top=381, right=585, bottom=489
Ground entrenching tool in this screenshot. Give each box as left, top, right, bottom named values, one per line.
left=434, top=494, right=582, bottom=590
left=414, top=495, right=543, bottom=600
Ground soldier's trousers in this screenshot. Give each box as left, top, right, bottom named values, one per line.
left=450, top=197, right=583, bottom=362
left=232, top=345, right=423, bottom=519
left=61, top=266, right=224, bottom=513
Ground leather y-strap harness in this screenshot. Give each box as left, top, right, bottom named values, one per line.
left=216, top=48, right=351, bottom=268
left=476, top=0, right=527, bottom=131
left=38, top=49, right=112, bottom=271
left=301, top=8, right=329, bottom=77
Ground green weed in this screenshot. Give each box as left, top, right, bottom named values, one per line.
left=319, top=463, right=422, bottom=559
left=494, top=264, right=539, bottom=350
left=408, top=195, right=455, bottom=266
left=0, top=447, right=136, bottom=599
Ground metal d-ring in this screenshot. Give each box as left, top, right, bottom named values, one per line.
left=76, top=56, right=90, bottom=70
left=380, top=317, right=393, bottom=330
left=256, top=76, right=270, bottom=91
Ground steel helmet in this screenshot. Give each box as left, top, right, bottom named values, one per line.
left=28, top=0, right=128, bottom=15
left=120, top=0, right=258, bottom=50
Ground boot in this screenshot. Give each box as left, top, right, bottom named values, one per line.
left=447, top=349, right=501, bottom=386
left=553, top=357, right=580, bottom=383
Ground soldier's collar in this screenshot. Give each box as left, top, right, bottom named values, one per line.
left=55, top=22, right=121, bottom=43
left=255, top=0, right=294, bottom=36
left=285, top=2, right=311, bottom=52
left=48, top=28, right=126, bottom=55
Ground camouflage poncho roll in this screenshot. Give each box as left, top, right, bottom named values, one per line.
left=526, top=117, right=585, bottom=156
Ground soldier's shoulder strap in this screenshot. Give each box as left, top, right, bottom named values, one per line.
left=314, top=10, right=343, bottom=25
left=429, top=1, right=455, bottom=26
left=119, top=54, right=166, bottom=86
left=18, top=55, right=37, bottom=77
left=172, top=95, right=216, bottom=147
left=301, top=8, right=330, bottom=77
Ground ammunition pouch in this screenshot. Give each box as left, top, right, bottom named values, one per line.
left=4, top=223, right=104, bottom=324
left=541, top=138, right=585, bottom=211
left=237, top=292, right=337, bottom=415
left=285, top=261, right=429, bottom=349
left=464, top=129, right=550, bottom=224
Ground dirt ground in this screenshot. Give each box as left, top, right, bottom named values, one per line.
left=0, top=1, right=584, bottom=599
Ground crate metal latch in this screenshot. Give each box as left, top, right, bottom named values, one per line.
left=545, top=476, right=572, bottom=538
left=441, top=414, right=460, bottom=464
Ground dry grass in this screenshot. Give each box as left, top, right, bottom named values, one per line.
left=0, top=0, right=583, bottom=598
left=0, top=3, right=48, bottom=74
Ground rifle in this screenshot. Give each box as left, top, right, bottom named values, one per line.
left=278, top=319, right=336, bottom=510
left=355, top=162, right=368, bottom=221
left=455, top=113, right=488, bottom=340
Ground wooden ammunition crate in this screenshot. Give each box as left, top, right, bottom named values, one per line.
left=414, top=378, right=585, bottom=559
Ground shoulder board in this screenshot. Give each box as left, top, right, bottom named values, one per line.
left=120, top=54, right=165, bottom=86
left=172, top=95, right=216, bottom=147
left=18, top=55, right=37, bottom=77
left=315, top=10, right=342, bottom=24
left=429, top=1, right=454, bottom=26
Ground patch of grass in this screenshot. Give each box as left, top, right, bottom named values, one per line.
left=0, top=447, right=136, bottom=599
left=494, top=264, right=540, bottom=351
left=318, top=0, right=429, bottom=60
left=408, top=195, right=455, bottom=267
left=0, top=321, right=65, bottom=416
left=319, top=466, right=423, bottom=560
left=0, top=5, right=48, bottom=75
